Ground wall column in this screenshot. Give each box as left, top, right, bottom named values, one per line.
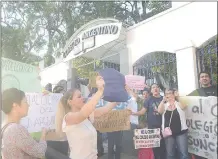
left=120, top=48, right=132, bottom=75
left=175, top=46, right=198, bottom=96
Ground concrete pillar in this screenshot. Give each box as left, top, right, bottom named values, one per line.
left=119, top=48, right=132, bottom=75
left=175, top=46, right=198, bottom=96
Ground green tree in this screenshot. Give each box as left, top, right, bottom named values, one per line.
left=1, top=1, right=172, bottom=67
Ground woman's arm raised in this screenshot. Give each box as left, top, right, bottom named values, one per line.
left=157, top=97, right=166, bottom=114
left=94, top=102, right=117, bottom=118
left=175, top=91, right=188, bottom=110
left=65, top=76, right=104, bottom=125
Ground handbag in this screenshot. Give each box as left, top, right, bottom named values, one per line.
left=162, top=110, right=174, bottom=138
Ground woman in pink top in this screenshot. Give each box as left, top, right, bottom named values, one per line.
left=1, top=88, right=47, bottom=159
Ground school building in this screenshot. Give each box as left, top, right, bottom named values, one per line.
left=40, top=2, right=217, bottom=96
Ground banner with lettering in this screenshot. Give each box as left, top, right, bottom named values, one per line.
left=1, top=57, right=42, bottom=92
left=125, top=75, right=145, bottom=90
left=134, top=128, right=161, bottom=149
left=183, top=96, right=217, bottom=159
left=20, top=93, right=62, bottom=133
left=93, top=109, right=131, bottom=133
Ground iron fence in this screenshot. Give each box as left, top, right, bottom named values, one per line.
left=196, top=35, right=217, bottom=85
left=133, top=51, right=178, bottom=91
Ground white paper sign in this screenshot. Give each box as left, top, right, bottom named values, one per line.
left=125, top=75, right=145, bottom=90
left=183, top=96, right=217, bottom=159
left=20, top=93, right=62, bottom=133
left=134, top=128, right=161, bottom=149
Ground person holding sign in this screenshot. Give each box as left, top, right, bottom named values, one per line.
left=132, top=83, right=166, bottom=159
left=55, top=76, right=118, bottom=159
left=1, top=88, right=47, bottom=159
left=158, top=88, right=188, bottom=159
left=188, top=71, right=217, bottom=159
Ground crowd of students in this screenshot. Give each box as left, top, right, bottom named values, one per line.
left=1, top=71, right=217, bottom=159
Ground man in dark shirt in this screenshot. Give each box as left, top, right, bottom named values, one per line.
left=189, top=71, right=217, bottom=97
left=188, top=71, right=217, bottom=159
left=133, top=84, right=165, bottom=159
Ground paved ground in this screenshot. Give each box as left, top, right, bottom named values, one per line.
left=98, top=153, right=137, bottom=159
left=98, top=129, right=138, bottom=159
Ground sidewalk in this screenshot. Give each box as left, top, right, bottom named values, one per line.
left=98, top=139, right=137, bottom=159
left=98, top=153, right=137, bottom=159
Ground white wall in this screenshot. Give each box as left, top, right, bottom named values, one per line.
left=127, top=2, right=217, bottom=95
left=40, top=61, right=68, bottom=87
left=127, top=2, right=217, bottom=65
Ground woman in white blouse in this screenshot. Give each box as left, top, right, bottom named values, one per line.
left=158, top=88, right=188, bottom=159
left=55, top=76, right=118, bottom=159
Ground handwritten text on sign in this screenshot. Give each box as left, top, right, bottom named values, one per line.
left=20, top=93, right=62, bottom=133
left=93, top=109, right=131, bottom=133
left=134, top=128, right=160, bottom=149
left=183, top=96, right=217, bottom=159
left=125, top=75, right=145, bottom=90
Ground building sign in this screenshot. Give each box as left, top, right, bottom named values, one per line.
left=63, top=22, right=122, bottom=61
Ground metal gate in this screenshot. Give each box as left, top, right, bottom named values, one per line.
left=72, top=56, right=120, bottom=78
left=196, top=35, right=217, bottom=85
left=133, top=51, right=178, bottom=91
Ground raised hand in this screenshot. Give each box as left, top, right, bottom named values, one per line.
left=96, top=76, right=105, bottom=92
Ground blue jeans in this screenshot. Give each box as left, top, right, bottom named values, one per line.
left=164, top=132, right=188, bottom=159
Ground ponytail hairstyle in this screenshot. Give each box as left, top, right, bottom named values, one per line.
left=55, top=89, right=75, bottom=136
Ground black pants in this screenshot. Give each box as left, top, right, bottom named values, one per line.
left=107, top=131, right=123, bottom=159
left=153, top=137, right=166, bottom=159
left=45, top=146, right=70, bottom=159
left=148, top=125, right=166, bottom=159
left=46, top=141, right=69, bottom=159
left=97, top=131, right=104, bottom=157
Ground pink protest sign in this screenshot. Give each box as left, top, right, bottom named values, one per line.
left=125, top=75, right=145, bottom=90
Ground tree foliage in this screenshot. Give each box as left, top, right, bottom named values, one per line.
left=1, top=1, right=172, bottom=67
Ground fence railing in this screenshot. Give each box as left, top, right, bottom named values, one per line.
left=196, top=35, right=217, bottom=85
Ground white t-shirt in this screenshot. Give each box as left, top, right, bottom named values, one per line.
left=127, top=97, right=139, bottom=125
left=62, top=113, right=97, bottom=159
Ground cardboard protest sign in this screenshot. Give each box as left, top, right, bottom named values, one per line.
left=125, top=75, right=145, bottom=90
left=134, top=128, right=161, bottom=149
left=1, top=57, right=42, bottom=92
left=20, top=93, right=62, bottom=133
left=181, top=96, right=217, bottom=159
left=89, top=72, right=99, bottom=87
left=93, top=109, right=131, bottom=133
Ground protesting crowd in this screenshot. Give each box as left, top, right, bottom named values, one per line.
left=1, top=69, right=217, bottom=159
